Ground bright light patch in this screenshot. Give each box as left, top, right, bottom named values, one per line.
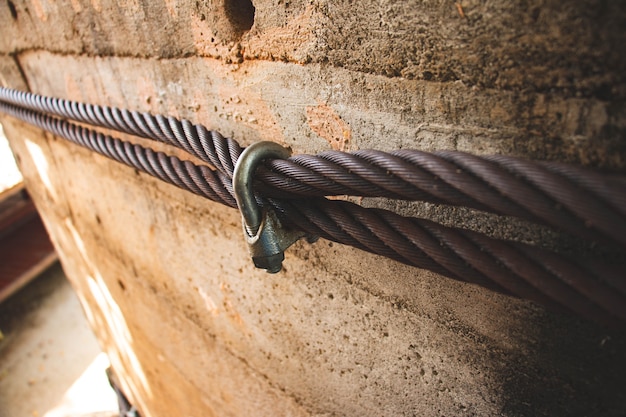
left=0, top=123, right=23, bottom=193
left=42, top=353, right=117, bottom=417
left=25, top=137, right=55, bottom=195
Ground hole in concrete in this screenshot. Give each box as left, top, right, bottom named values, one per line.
left=7, top=0, right=17, bottom=19
left=224, top=0, right=255, bottom=35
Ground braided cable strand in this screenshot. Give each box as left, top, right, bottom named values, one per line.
left=0, top=101, right=237, bottom=208
left=260, top=150, right=626, bottom=248
left=2, top=87, right=624, bottom=248
left=0, top=87, right=243, bottom=174
left=1, top=89, right=625, bottom=327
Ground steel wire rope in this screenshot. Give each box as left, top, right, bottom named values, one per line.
left=0, top=100, right=237, bottom=208
left=1, top=100, right=626, bottom=327
left=260, top=150, right=626, bottom=248
left=0, top=87, right=243, bottom=174
left=1, top=87, right=625, bottom=248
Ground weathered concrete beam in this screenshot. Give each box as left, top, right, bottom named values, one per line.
left=1, top=1, right=625, bottom=98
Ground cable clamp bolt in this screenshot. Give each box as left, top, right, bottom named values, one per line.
left=233, top=141, right=316, bottom=273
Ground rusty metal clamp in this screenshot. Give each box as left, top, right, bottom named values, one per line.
left=233, top=141, right=315, bottom=273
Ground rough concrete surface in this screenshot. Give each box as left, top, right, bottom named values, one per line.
left=1, top=1, right=625, bottom=100
left=1, top=1, right=625, bottom=416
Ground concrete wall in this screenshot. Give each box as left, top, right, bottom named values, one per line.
left=1, top=1, right=626, bottom=416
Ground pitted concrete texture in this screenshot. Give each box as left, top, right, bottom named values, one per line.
left=1, top=1, right=626, bottom=416
left=1, top=0, right=626, bottom=100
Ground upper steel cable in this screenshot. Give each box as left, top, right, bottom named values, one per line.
left=0, top=87, right=243, bottom=175
left=0, top=90, right=625, bottom=327
left=0, top=101, right=237, bottom=208
left=259, top=151, right=626, bottom=248
left=0, top=87, right=624, bottom=248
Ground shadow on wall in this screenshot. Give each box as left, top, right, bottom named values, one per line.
left=499, top=311, right=626, bottom=416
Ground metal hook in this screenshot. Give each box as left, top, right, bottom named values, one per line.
left=233, top=141, right=314, bottom=273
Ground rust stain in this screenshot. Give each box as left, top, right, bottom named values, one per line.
left=306, top=103, right=351, bottom=151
